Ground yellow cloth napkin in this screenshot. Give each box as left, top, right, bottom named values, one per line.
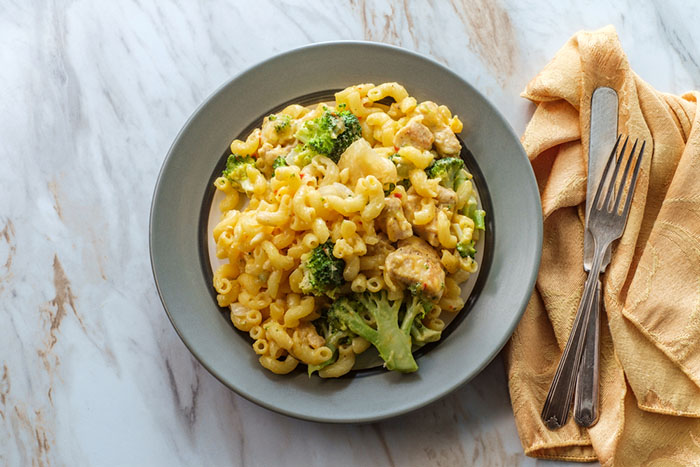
left=504, top=26, right=700, bottom=465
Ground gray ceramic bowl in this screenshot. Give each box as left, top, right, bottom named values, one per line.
left=150, top=41, right=542, bottom=423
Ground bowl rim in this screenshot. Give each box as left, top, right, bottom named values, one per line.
left=150, top=40, right=542, bottom=423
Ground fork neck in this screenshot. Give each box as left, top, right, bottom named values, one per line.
left=589, top=237, right=610, bottom=281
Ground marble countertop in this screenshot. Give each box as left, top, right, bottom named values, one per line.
left=2, top=1, right=698, bottom=465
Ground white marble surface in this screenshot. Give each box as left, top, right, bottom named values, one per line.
left=2, top=1, right=698, bottom=465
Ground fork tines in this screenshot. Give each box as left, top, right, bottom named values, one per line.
left=593, top=135, right=646, bottom=218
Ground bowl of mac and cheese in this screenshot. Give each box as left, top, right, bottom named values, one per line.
left=151, top=42, right=541, bottom=422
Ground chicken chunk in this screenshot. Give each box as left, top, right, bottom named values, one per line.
left=435, top=185, right=457, bottom=207
left=384, top=237, right=445, bottom=300
left=432, top=126, right=461, bottom=156
left=393, top=117, right=434, bottom=151
left=376, top=196, right=413, bottom=242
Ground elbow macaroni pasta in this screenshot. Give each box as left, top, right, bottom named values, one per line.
left=211, top=82, right=484, bottom=378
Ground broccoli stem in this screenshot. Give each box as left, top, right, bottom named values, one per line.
left=339, top=309, right=378, bottom=343
left=401, top=295, right=427, bottom=335
left=472, top=209, right=486, bottom=231
left=355, top=294, right=417, bottom=373
left=462, top=195, right=477, bottom=217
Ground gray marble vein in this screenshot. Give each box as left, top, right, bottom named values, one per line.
left=1, top=0, right=697, bottom=465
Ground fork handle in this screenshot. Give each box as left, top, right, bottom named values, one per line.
left=541, top=242, right=607, bottom=429
left=574, top=279, right=601, bottom=427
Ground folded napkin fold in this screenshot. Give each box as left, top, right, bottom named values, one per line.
left=505, top=26, right=700, bottom=465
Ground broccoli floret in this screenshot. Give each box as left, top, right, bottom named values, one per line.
left=272, top=155, right=288, bottom=172
left=221, top=153, right=256, bottom=193
left=295, top=112, right=335, bottom=156
left=291, top=146, right=317, bottom=168
left=411, top=319, right=442, bottom=346
left=294, top=108, right=361, bottom=165
left=332, top=110, right=362, bottom=160
left=308, top=316, right=351, bottom=376
left=425, top=157, right=465, bottom=190
left=299, top=241, right=345, bottom=298
left=328, top=292, right=418, bottom=372
left=270, top=114, right=292, bottom=133
left=455, top=239, right=476, bottom=259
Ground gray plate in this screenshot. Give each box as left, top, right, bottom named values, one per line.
left=150, top=41, right=542, bottom=423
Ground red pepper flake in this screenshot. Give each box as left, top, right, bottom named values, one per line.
left=393, top=146, right=399, bottom=152
left=358, top=116, right=363, bottom=121
left=300, top=173, right=305, bottom=179
left=394, top=192, right=402, bottom=199
left=422, top=283, right=427, bottom=290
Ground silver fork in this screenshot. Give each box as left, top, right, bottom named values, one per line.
left=541, top=135, right=645, bottom=429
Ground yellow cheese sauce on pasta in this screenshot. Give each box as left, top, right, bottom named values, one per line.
left=211, top=83, right=485, bottom=377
